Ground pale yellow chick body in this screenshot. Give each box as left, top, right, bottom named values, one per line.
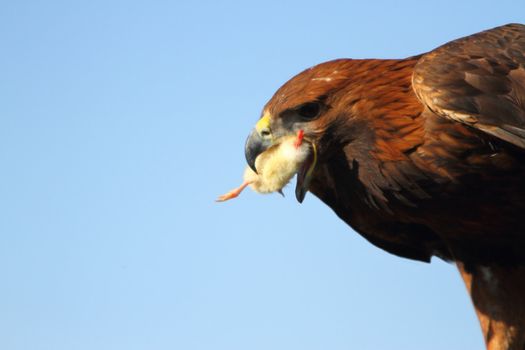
left=216, top=131, right=310, bottom=202
left=245, top=134, right=310, bottom=193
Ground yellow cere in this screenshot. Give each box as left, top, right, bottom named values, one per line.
left=255, top=112, right=272, bottom=134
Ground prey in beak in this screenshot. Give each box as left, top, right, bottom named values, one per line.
left=216, top=130, right=317, bottom=202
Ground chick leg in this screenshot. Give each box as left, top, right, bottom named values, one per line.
left=216, top=180, right=252, bottom=202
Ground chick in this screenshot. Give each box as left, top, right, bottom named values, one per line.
left=216, top=130, right=311, bottom=202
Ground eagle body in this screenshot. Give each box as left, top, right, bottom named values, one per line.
left=305, top=57, right=525, bottom=267
left=242, top=23, right=525, bottom=349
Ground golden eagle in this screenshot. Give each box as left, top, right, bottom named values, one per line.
left=223, top=23, right=525, bottom=350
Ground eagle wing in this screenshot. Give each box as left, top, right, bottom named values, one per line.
left=412, top=23, right=525, bottom=148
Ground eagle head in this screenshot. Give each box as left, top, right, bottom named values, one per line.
left=244, top=59, right=361, bottom=203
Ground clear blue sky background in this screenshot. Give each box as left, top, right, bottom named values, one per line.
left=1, top=1, right=524, bottom=349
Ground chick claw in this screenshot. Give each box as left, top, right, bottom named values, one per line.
left=216, top=181, right=252, bottom=202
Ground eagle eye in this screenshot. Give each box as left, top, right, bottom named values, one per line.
left=296, top=102, right=321, bottom=120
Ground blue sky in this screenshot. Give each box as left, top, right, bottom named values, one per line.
left=1, top=1, right=524, bottom=349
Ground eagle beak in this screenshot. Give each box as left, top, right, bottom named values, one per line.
left=295, top=142, right=317, bottom=203
left=245, top=114, right=273, bottom=173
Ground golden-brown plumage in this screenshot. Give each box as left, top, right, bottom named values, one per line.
left=241, top=24, right=525, bottom=349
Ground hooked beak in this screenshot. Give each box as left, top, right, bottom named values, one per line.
left=244, top=113, right=273, bottom=173
left=295, top=142, right=317, bottom=203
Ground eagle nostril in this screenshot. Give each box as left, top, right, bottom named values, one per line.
left=260, top=129, right=271, bottom=138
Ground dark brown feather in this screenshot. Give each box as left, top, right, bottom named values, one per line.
left=413, top=23, right=525, bottom=148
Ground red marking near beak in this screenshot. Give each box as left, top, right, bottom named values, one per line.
left=294, top=130, right=304, bottom=148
